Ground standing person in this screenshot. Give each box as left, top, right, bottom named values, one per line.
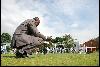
left=11, top=17, right=51, bottom=58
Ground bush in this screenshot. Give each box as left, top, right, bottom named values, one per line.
left=6, top=46, right=11, bottom=52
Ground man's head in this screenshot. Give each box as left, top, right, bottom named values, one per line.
left=33, top=17, right=40, bottom=27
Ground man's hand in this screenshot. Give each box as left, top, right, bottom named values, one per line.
left=46, top=36, right=52, bottom=41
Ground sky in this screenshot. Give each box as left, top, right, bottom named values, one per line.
left=1, top=0, right=99, bottom=44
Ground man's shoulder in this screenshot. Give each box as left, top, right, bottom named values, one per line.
left=18, top=19, right=36, bottom=27
left=21, top=19, right=34, bottom=24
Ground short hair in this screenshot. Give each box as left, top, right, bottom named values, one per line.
left=33, top=17, right=39, bottom=21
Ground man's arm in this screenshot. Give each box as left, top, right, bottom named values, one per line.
left=27, top=22, right=46, bottom=40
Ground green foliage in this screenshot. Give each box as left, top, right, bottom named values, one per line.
left=62, top=34, right=75, bottom=48
left=1, top=52, right=99, bottom=66
left=6, top=46, right=11, bottom=52
left=1, top=33, right=11, bottom=43
left=51, top=34, right=75, bottom=48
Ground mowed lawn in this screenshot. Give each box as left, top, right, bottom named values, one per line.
left=1, top=52, right=99, bottom=66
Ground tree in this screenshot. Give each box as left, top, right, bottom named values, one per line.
left=50, top=34, right=76, bottom=49
left=1, top=33, right=11, bottom=43
left=62, top=34, right=75, bottom=48
left=51, top=37, right=63, bottom=45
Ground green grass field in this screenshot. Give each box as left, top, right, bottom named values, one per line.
left=1, top=52, right=99, bottom=66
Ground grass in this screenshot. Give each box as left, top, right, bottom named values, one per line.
left=1, top=52, right=99, bottom=66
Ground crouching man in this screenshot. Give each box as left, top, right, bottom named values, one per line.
left=11, top=17, right=51, bottom=58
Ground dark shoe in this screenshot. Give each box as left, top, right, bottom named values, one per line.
left=15, top=50, right=25, bottom=58
left=29, top=53, right=32, bottom=55
left=23, top=51, right=29, bottom=57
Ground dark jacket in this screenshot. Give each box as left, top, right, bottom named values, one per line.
left=11, top=19, right=46, bottom=48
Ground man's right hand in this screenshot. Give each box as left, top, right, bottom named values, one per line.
left=46, top=36, right=52, bottom=41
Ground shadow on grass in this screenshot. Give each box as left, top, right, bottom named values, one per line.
left=2, top=55, right=35, bottom=59
left=2, top=55, right=16, bottom=58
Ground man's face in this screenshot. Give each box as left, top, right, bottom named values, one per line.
left=35, top=22, right=40, bottom=26
left=34, top=17, right=40, bottom=26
